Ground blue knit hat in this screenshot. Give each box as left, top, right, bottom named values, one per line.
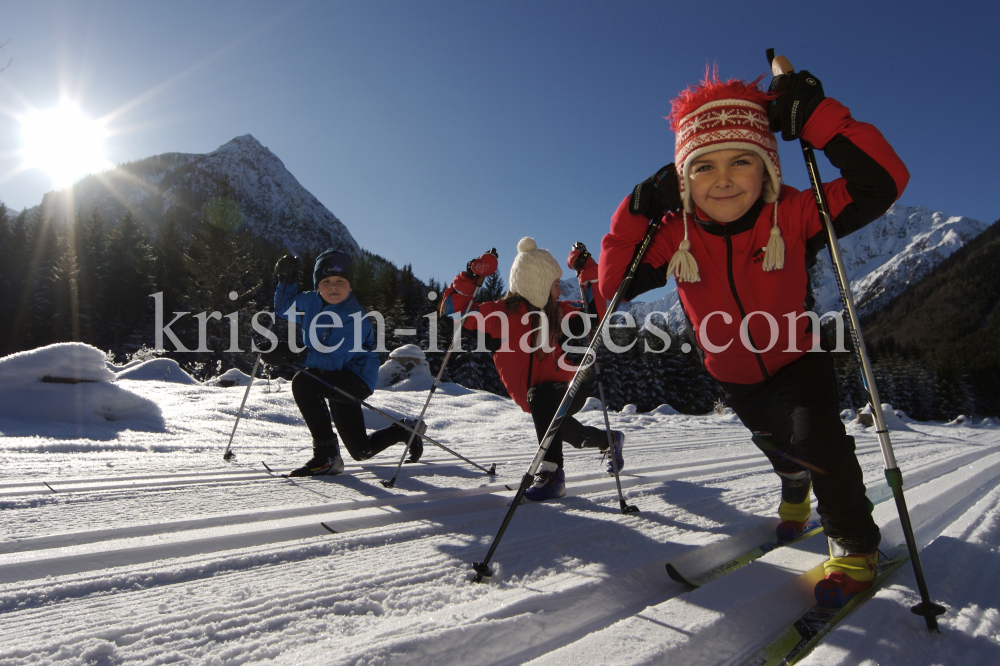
left=313, top=249, right=354, bottom=288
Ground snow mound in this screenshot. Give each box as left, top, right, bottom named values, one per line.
left=107, top=359, right=143, bottom=372
left=376, top=345, right=434, bottom=390
left=650, top=403, right=680, bottom=415
left=620, top=404, right=638, bottom=415
left=210, top=368, right=252, bottom=387
left=0, top=342, right=115, bottom=383
left=0, top=343, right=164, bottom=430
left=116, top=359, right=199, bottom=384
left=578, top=397, right=602, bottom=413
left=858, top=403, right=912, bottom=431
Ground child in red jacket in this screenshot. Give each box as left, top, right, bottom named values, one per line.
left=600, top=67, right=908, bottom=605
left=443, top=237, right=623, bottom=501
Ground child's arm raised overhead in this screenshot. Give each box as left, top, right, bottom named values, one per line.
left=769, top=69, right=910, bottom=241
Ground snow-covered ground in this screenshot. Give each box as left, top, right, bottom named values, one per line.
left=1, top=344, right=999, bottom=665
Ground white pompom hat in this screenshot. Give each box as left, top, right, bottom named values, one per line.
left=509, top=237, right=562, bottom=309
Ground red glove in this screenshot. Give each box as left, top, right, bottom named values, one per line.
left=568, top=242, right=598, bottom=284
left=467, top=249, right=498, bottom=278
left=567, top=242, right=591, bottom=271
left=577, top=256, right=598, bottom=285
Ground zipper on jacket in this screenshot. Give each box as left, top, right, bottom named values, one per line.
left=724, top=227, right=770, bottom=381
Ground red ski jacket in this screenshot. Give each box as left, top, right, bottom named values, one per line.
left=442, top=271, right=586, bottom=412
left=599, top=98, right=909, bottom=385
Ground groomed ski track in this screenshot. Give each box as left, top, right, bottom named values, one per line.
left=2, top=381, right=1000, bottom=665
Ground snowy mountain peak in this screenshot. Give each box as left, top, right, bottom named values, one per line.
left=38, top=135, right=360, bottom=255
left=628, top=203, right=987, bottom=329
left=809, top=203, right=987, bottom=316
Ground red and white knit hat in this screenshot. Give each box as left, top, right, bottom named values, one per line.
left=664, top=71, right=786, bottom=281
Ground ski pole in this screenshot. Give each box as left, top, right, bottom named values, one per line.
left=472, top=218, right=661, bottom=582
left=223, top=354, right=263, bottom=461
left=768, top=50, right=945, bottom=632
left=223, top=261, right=299, bottom=461
left=289, top=363, right=497, bottom=477
left=382, top=249, right=497, bottom=489
left=576, top=254, right=639, bottom=515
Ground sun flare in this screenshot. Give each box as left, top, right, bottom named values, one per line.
left=20, top=101, right=111, bottom=189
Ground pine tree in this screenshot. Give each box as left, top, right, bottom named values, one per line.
left=102, top=211, right=154, bottom=355
left=0, top=203, right=12, bottom=344
left=934, top=349, right=975, bottom=420
left=1, top=209, right=30, bottom=354
left=479, top=272, right=505, bottom=302
left=152, top=212, right=189, bottom=321
left=23, top=208, right=60, bottom=350
left=76, top=207, right=108, bottom=346
left=183, top=191, right=274, bottom=376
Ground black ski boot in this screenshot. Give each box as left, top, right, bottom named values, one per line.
left=288, top=437, right=344, bottom=477
left=400, top=418, right=427, bottom=463
left=776, top=470, right=812, bottom=540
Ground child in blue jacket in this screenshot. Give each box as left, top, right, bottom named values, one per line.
left=273, top=249, right=425, bottom=476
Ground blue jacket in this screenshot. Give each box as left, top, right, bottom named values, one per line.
left=274, top=283, right=380, bottom=391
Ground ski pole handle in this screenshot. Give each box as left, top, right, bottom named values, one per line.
left=770, top=54, right=794, bottom=76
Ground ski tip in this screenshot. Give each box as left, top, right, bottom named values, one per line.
left=665, top=563, right=695, bottom=586
left=320, top=522, right=337, bottom=534
left=42, top=481, right=57, bottom=494
left=504, top=484, right=514, bottom=491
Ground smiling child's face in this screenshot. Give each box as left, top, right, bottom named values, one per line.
left=318, top=276, right=351, bottom=305
left=687, top=149, right=767, bottom=223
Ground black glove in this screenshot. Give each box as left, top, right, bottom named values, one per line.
left=274, top=254, right=300, bottom=284
left=767, top=70, right=825, bottom=141
left=629, top=164, right=682, bottom=220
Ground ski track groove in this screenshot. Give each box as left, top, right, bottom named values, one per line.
left=2, top=408, right=997, bottom=665
left=0, top=434, right=927, bottom=498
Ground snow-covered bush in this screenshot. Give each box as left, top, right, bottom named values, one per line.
left=376, top=345, right=433, bottom=390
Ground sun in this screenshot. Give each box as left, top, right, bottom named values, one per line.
left=19, top=101, right=111, bottom=189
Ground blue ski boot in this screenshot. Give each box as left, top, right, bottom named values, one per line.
left=603, top=430, right=625, bottom=475
left=523, top=462, right=566, bottom=502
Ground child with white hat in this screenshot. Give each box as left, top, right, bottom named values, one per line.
left=441, top=238, right=624, bottom=501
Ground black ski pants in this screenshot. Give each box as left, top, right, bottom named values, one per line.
left=527, top=381, right=608, bottom=469
left=718, top=351, right=879, bottom=545
left=292, top=369, right=409, bottom=461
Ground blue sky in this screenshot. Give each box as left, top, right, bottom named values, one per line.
left=0, top=1, right=997, bottom=297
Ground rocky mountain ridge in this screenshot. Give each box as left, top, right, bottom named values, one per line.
left=621, top=204, right=987, bottom=330
left=37, top=134, right=358, bottom=255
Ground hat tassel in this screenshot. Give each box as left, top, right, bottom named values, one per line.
left=762, top=203, right=784, bottom=271
left=667, top=212, right=701, bottom=283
